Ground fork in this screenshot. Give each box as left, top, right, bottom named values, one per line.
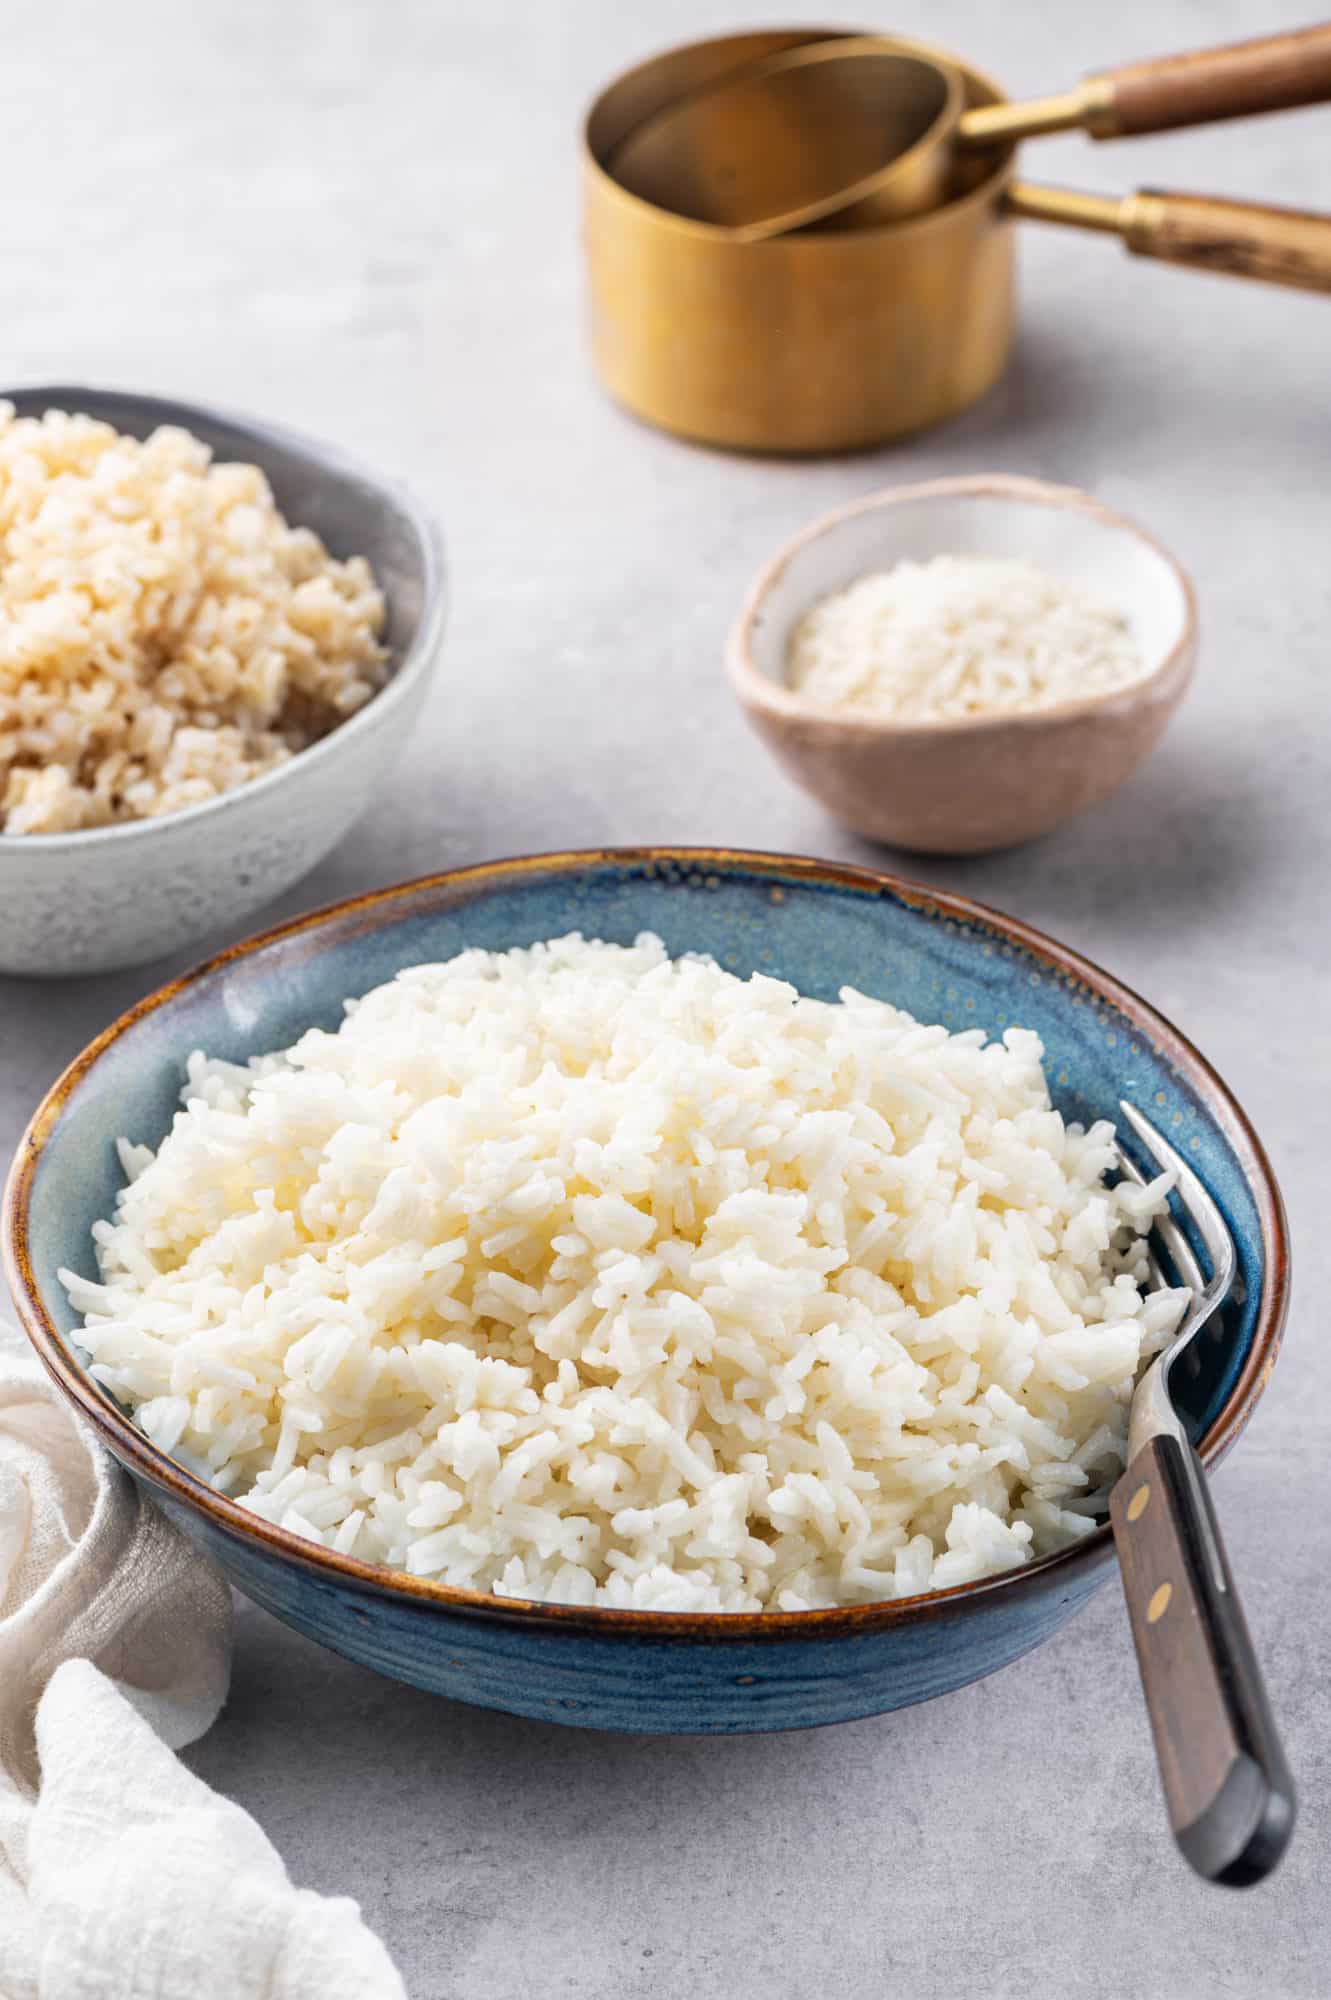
left=1110, top=1101, right=1295, bottom=1886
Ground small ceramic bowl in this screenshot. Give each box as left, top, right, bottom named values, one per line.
left=728, top=475, right=1196, bottom=854
left=3, top=849, right=1287, bottom=1734
left=0, top=386, right=445, bottom=977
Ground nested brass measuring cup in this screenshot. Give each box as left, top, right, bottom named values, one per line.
left=610, top=24, right=1331, bottom=237
left=608, top=37, right=963, bottom=233
left=583, top=28, right=1331, bottom=454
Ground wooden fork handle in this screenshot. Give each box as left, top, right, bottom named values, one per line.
left=1111, top=1434, right=1296, bottom=1885
left=1094, top=23, right=1331, bottom=137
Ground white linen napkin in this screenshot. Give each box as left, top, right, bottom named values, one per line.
left=0, top=1318, right=406, bottom=1999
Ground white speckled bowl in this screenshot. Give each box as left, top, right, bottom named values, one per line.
left=0, top=386, right=445, bottom=977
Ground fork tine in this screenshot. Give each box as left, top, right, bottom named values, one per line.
left=1119, top=1102, right=1229, bottom=1252
left=1154, top=1208, right=1208, bottom=1295
left=1119, top=1100, right=1236, bottom=1303
left=1116, top=1138, right=1199, bottom=1293
left=1114, top=1148, right=1170, bottom=1292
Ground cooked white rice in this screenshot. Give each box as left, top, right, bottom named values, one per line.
left=787, top=554, right=1145, bottom=720
left=0, top=403, right=387, bottom=834
left=64, top=934, right=1186, bottom=1613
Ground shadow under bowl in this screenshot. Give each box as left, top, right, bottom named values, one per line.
left=728, top=475, right=1197, bottom=854
left=0, top=385, right=446, bottom=976
left=2, top=849, right=1286, bottom=1732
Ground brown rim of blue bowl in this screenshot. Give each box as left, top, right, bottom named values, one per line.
left=1, top=847, right=1291, bottom=1642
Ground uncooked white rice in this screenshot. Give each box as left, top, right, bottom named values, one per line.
left=0, top=403, right=386, bottom=834
left=64, top=934, right=1186, bottom=1613
left=787, top=554, right=1145, bottom=721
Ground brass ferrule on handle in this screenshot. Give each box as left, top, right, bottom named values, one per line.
left=961, top=77, right=1117, bottom=147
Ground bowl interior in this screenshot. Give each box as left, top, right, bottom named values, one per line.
left=744, top=486, right=1191, bottom=696
left=16, top=854, right=1270, bottom=1474
left=3, top=385, right=430, bottom=676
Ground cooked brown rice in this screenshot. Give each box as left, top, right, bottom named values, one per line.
left=0, top=403, right=387, bottom=835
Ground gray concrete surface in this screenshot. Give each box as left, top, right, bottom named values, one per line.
left=2, top=2, right=1327, bottom=1994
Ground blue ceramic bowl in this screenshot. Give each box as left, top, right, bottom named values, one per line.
left=2, top=850, right=1289, bottom=1733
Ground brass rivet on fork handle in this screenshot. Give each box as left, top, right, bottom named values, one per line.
left=1146, top=1582, right=1173, bottom=1624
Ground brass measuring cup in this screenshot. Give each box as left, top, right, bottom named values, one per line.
left=609, top=37, right=963, bottom=233
left=610, top=24, right=1331, bottom=237
left=583, top=28, right=1331, bottom=454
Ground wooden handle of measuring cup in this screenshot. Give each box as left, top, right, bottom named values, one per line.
left=1006, top=183, right=1331, bottom=295
left=1095, top=23, right=1331, bottom=136
left=1124, top=191, right=1331, bottom=294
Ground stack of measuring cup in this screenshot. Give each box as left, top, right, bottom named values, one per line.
left=582, top=25, right=1331, bottom=451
